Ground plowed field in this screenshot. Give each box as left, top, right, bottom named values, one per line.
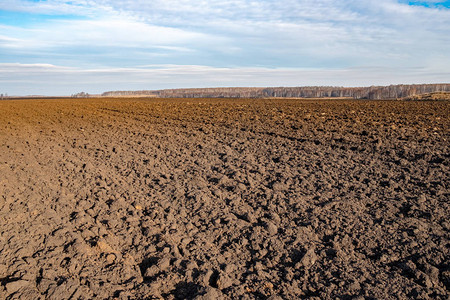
left=0, top=98, right=448, bottom=299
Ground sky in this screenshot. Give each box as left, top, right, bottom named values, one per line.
left=0, top=0, right=449, bottom=95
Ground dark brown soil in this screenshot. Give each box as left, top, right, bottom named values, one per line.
left=402, top=92, right=450, bottom=101
left=0, top=98, right=449, bottom=299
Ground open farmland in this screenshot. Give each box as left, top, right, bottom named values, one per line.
left=0, top=98, right=449, bottom=299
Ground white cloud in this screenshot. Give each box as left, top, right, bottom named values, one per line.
left=0, top=0, right=115, bottom=17
left=0, top=18, right=216, bottom=49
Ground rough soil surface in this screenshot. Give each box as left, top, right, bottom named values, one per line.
left=402, top=92, right=450, bottom=101
left=0, top=98, right=449, bottom=300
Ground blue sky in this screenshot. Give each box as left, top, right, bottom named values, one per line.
left=0, top=0, right=449, bottom=95
left=405, top=1, right=450, bottom=7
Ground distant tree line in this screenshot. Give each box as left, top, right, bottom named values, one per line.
left=101, top=90, right=158, bottom=97
left=0, top=93, right=8, bottom=100
left=101, top=84, right=450, bottom=100
left=72, top=92, right=90, bottom=98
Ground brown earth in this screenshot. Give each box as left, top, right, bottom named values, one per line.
left=0, top=98, right=449, bottom=300
left=402, top=92, right=450, bottom=101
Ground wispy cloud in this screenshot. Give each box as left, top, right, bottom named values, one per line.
left=0, top=19, right=214, bottom=49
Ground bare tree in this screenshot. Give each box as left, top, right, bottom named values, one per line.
left=101, top=84, right=450, bottom=100
left=72, top=92, right=90, bottom=98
